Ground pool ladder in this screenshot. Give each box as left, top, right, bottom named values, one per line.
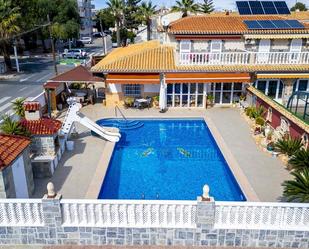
left=115, top=105, right=128, bottom=123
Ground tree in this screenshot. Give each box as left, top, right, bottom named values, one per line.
left=290, top=2, right=307, bottom=11
left=171, top=0, right=199, bottom=18
left=107, top=0, right=125, bottom=47
left=0, top=0, right=21, bottom=70
left=289, top=149, right=309, bottom=172
left=137, top=1, right=157, bottom=41
left=11, top=97, right=25, bottom=118
left=0, top=115, right=30, bottom=137
left=199, top=0, right=214, bottom=13
left=95, top=8, right=115, bottom=33
left=124, top=0, right=142, bottom=31
left=282, top=169, right=309, bottom=202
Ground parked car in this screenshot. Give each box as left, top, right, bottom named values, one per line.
left=64, top=40, right=84, bottom=49
left=62, top=49, right=87, bottom=59
left=104, top=30, right=112, bottom=35
left=80, top=37, right=92, bottom=44
left=92, top=32, right=107, bottom=37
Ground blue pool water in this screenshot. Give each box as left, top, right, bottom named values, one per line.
left=97, top=119, right=246, bottom=201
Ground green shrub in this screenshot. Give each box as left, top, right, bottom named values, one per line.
left=255, top=116, right=265, bottom=126
left=282, top=168, right=309, bottom=202
left=153, top=96, right=159, bottom=101
left=0, top=115, right=30, bottom=137
left=252, top=106, right=265, bottom=119
left=11, top=97, right=25, bottom=118
left=207, top=94, right=214, bottom=103
left=124, top=97, right=135, bottom=107
left=245, top=106, right=254, bottom=117
left=275, top=137, right=303, bottom=157
left=289, top=149, right=309, bottom=172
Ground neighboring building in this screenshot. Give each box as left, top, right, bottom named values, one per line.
left=92, top=13, right=309, bottom=108
left=0, top=61, right=7, bottom=74
left=0, top=134, right=34, bottom=198
left=77, top=0, right=95, bottom=37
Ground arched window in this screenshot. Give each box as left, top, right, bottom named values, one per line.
left=266, top=107, right=272, bottom=122
left=301, top=133, right=309, bottom=149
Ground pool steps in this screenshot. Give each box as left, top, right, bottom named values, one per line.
left=97, top=119, right=144, bottom=130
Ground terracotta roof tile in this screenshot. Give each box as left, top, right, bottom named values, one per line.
left=0, top=134, right=30, bottom=170
left=91, top=41, right=175, bottom=73
left=46, top=65, right=102, bottom=84
left=20, top=118, right=62, bottom=135
left=23, top=101, right=41, bottom=111
left=168, top=15, right=309, bottom=34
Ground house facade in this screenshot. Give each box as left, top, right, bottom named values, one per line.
left=92, top=12, right=309, bottom=110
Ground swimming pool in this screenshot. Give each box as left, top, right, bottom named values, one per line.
left=97, top=118, right=246, bottom=201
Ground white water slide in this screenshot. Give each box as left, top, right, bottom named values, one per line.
left=61, top=101, right=121, bottom=142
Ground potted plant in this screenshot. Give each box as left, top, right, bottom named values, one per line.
left=206, top=95, right=214, bottom=108
left=124, top=97, right=134, bottom=108
left=152, top=96, right=159, bottom=108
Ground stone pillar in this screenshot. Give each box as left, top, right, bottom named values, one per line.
left=41, top=182, right=62, bottom=244
left=282, top=78, right=295, bottom=106
left=195, top=185, right=216, bottom=246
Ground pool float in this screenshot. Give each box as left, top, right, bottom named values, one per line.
left=141, top=147, right=154, bottom=157
left=177, top=147, right=192, bottom=157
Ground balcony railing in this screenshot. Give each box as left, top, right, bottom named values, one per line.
left=178, top=51, right=309, bottom=66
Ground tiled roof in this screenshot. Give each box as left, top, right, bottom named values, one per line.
left=20, top=118, right=62, bottom=136
left=168, top=15, right=309, bottom=34
left=23, top=101, right=40, bottom=111
left=91, top=41, right=176, bottom=73
left=91, top=40, right=309, bottom=73
left=0, top=134, right=30, bottom=170
left=47, top=65, right=103, bottom=83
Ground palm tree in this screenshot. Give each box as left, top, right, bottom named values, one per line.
left=11, top=97, right=25, bottom=118
left=274, top=137, right=303, bottom=157
left=0, top=0, right=20, bottom=70
left=171, top=0, right=199, bottom=18
left=0, top=115, right=30, bottom=137
left=107, top=0, right=124, bottom=47
left=199, top=0, right=214, bottom=13
left=289, top=149, right=309, bottom=172
left=282, top=169, right=309, bottom=202
left=138, top=1, right=157, bottom=41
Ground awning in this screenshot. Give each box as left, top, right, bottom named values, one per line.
left=244, top=34, right=309, bottom=40
left=165, top=73, right=251, bottom=83
left=106, top=73, right=160, bottom=84
left=257, top=73, right=309, bottom=79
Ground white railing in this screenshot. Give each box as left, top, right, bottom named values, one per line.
left=215, top=201, right=309, bottom=231
left=31, top=91, right=47, bottom=108
left=179, top=51, right=309, bottom=66
left=0, top=199, right=44, bottom=227
left=61, top=199, right=197, bottom=228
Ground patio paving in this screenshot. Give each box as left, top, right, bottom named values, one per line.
left=33, top=104, right=291, bottom=201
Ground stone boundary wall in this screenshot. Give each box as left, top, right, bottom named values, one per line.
left=0, top=196, right=308, bottom=247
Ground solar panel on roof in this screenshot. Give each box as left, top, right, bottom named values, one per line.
left=258, top=20, right=277, bottom=29
left=237, top=1, right=290, bottom=15
left=244, top=20, right=263, bottom=29
left=271, top=20, right=288, bottom=28
left=285, top=20, right=304, bottom=28
left=249, top=1, right=264, bottom=14
left=261, top=1, right=278, bottom=14
left=236, top=1, right=252, bottom=15
left=244, top=19, right=305, bottom=29
left=273, top=1, right=290, bottom=14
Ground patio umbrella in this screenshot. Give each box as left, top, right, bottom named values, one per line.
left=159, top=80, right=167, bottom=111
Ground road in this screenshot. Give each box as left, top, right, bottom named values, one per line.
left=0, top=37, right=112, bottom=117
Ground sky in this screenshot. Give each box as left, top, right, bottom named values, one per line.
left=93, top=0, right=298, bottom=11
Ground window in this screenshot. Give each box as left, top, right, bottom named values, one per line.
left=179, top=40, right=191, bottom=52
left=124, top=84, right=141, bottom=97
left=293, top=79, right=309, bottom=92
left=255, top=79, right=283, bottom=100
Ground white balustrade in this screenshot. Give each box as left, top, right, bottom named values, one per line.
left=179, top=51, right=309, bottom=66
left=0, top=199, right=44, bottom=227
left=215, top=201, right=309, bottom=231
left=61, top=199, right=197, bottom=228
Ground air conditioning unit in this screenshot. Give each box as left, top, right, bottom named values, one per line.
left=245, top=39, right=256, bottom=45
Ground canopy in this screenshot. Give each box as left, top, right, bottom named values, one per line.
left=106, top=74, right=160, bottom=84
left=165, top=73, right=251, bottom=83
left=257, top=73, right=309, bottom=79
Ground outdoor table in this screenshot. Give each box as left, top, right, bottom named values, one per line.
left=75, top=92, right=87, bottom=103
left=134, top=98, right=148, bottom=109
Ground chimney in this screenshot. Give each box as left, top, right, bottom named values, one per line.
left=23, top=101, right=42, bottom=120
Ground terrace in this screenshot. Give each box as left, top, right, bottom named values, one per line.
left=178, top=51, right=309, bottom=66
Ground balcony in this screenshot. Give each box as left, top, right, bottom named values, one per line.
left=178, top=51, right=309, bottom=66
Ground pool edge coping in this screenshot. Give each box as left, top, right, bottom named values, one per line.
left=87, top=115, right=259, bottom=202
